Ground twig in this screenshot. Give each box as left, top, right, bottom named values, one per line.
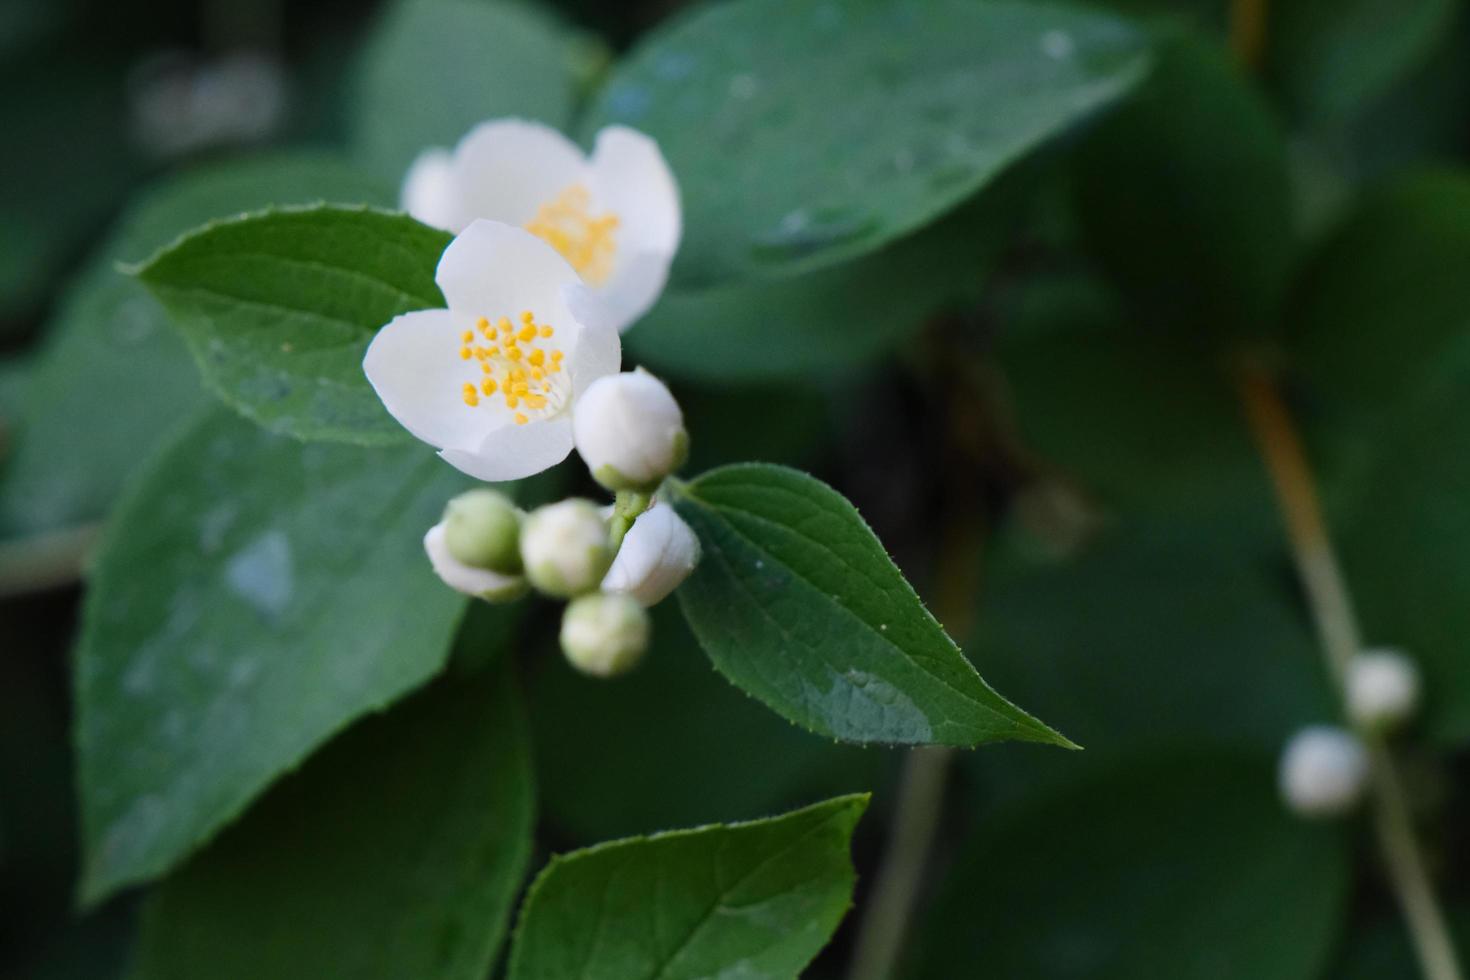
left=1237, top=364, right=1463, bottom=980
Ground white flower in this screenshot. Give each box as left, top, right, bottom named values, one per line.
left=560, top=593, right=650, bottom=678
left=399, top=148, right=459, bottom=234
left=520, top=499, right=614, bottom=598
left=1278, top=726, right=1369, bottom=819
left=573, top=369, right=688, bottom=491
left=423, top=522, right=527, bottom=602
left=1347, top=649, right=1422, bottom=732
left=364, top=220, right=620, bottom=482
left=603, top=503, right=700, bottom=607
left=400, top=118, right=681, bottom=332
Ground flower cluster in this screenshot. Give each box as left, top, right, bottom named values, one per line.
left=364, top=118, right=697, bottom=676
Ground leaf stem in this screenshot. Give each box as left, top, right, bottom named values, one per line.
left=1236, top=363, right=1463, bottom=980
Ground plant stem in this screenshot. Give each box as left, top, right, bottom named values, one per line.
left=0, top=523, right=102, bottom=598
left=847, top=745, right=953, bottom=980
left=1236, top=364, right=1463, bottom=980
left=1229, top=0, right=1269, bottom=71
left=847, top=428, right=984, bottom=980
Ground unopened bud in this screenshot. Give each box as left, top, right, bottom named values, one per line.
left=1347, top=649, right=1421, bottom=733
left=602, top=503, right=700, bottom=607
left=573, top=369, right=688, bottom=491
left=520, top=499, right=614, bottom=597
left=1278, top=726, right=1368, bottom=818
left=560, top=592, right=650, bottom=677
left=423, top=522, right=527, bottom=602
left=442, top=489, right=522, bottom=574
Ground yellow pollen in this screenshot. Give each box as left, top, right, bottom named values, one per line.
left=453, top=308, right=567, bottom=423
left=524, top=184, right=620, bottom=285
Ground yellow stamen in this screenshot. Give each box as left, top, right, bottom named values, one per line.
left=523, top=184, right=620, bottom=285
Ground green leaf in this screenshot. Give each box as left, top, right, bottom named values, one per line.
left=134, top=205, right=450, bottom=446
left=673, top=463, right=1069, bottom=748
left=1074, top=36, right=1293, bottom=338
left=628, top=179, right=1025, bottom=382
left=0, top=49, right=142, bottom=322
left=975, top=520, right=1334, bottom=757
left=507, top=794, right=868, bottom=980
left=583, top=0, right=1149, bottom=288
left=993, top=273, right=1277, bottom=538
left=530, top=604, right=884, bottom=844
left=1290, top=172, right=1470, bottom=424
left=1267, top=0, right=1457, bottom=128
left=920, top=751, right=1350, bottom=980
left=1332, top=375, right=1470, bottom=745
left=75, top=409, right=471, bottom=904
left=351, top=0, right=588, bottom=181
left=131, top=663, right=533, bottom=980
left=0, top=154, right=392, bottom=537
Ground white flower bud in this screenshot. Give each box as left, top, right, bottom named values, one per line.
left=1278, top=726, right=1368, bottom=819
left=572, top=369, right=688, bottom=491
left=602, top=503, right=700, bottom=607
left=560, top=593, right=650, bottom=677
left=442, top=489, right=522, bottom=574
left=520, top=499, right=614, bottom=598
left=423, top=522, right=527, bottom=602
left=1347, top=649, right=1422, bottom=732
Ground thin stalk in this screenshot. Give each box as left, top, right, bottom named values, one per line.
left=1229, top=0, right=1269, bottom=72
left=1237, top=365, right=1463, bottom=980
left=0, top=523, right=102, bottom=597
left=847, top=429, right=984, bottom=980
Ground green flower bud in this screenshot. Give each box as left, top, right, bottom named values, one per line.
left=442, top=489, right=523, bottom=574
left=560, top=593, right=650, bottom=677
left=520, top=498, right=614, bottom=598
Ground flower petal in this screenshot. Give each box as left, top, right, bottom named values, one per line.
left=589, top=126, right=681, bottom=257
left=436, top=220, right=584, bottom=326
left=452, top=118, right=588, bottom=226
left=439, top=415, right=575, bottom=482
left=363, top=308, right=491, bottom=452
left=591, top=248, right=671, bottom=333
left=564, top=284, right=623, bottom=397
left=400, top=147, right=463, bottom=232
left=424, top=523, right=526, bottom=600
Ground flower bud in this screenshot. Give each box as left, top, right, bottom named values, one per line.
left=572, top=368, right=688, bottom=491
left=1347, top=648, right=1421, bottom=733
left=520, top=498, right=614, bottom=597
left=560, top=593, right=650, bottom=677
left=442, top=489, right=522, bottom=574
left=1278, top=726, right=1368, bottom=819
left=602, top=503, right=700, bottom=607
left=423, top=522, right=527, bottom=602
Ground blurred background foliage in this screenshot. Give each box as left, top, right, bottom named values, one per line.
left=3, top=0, right=1470, bottom=976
